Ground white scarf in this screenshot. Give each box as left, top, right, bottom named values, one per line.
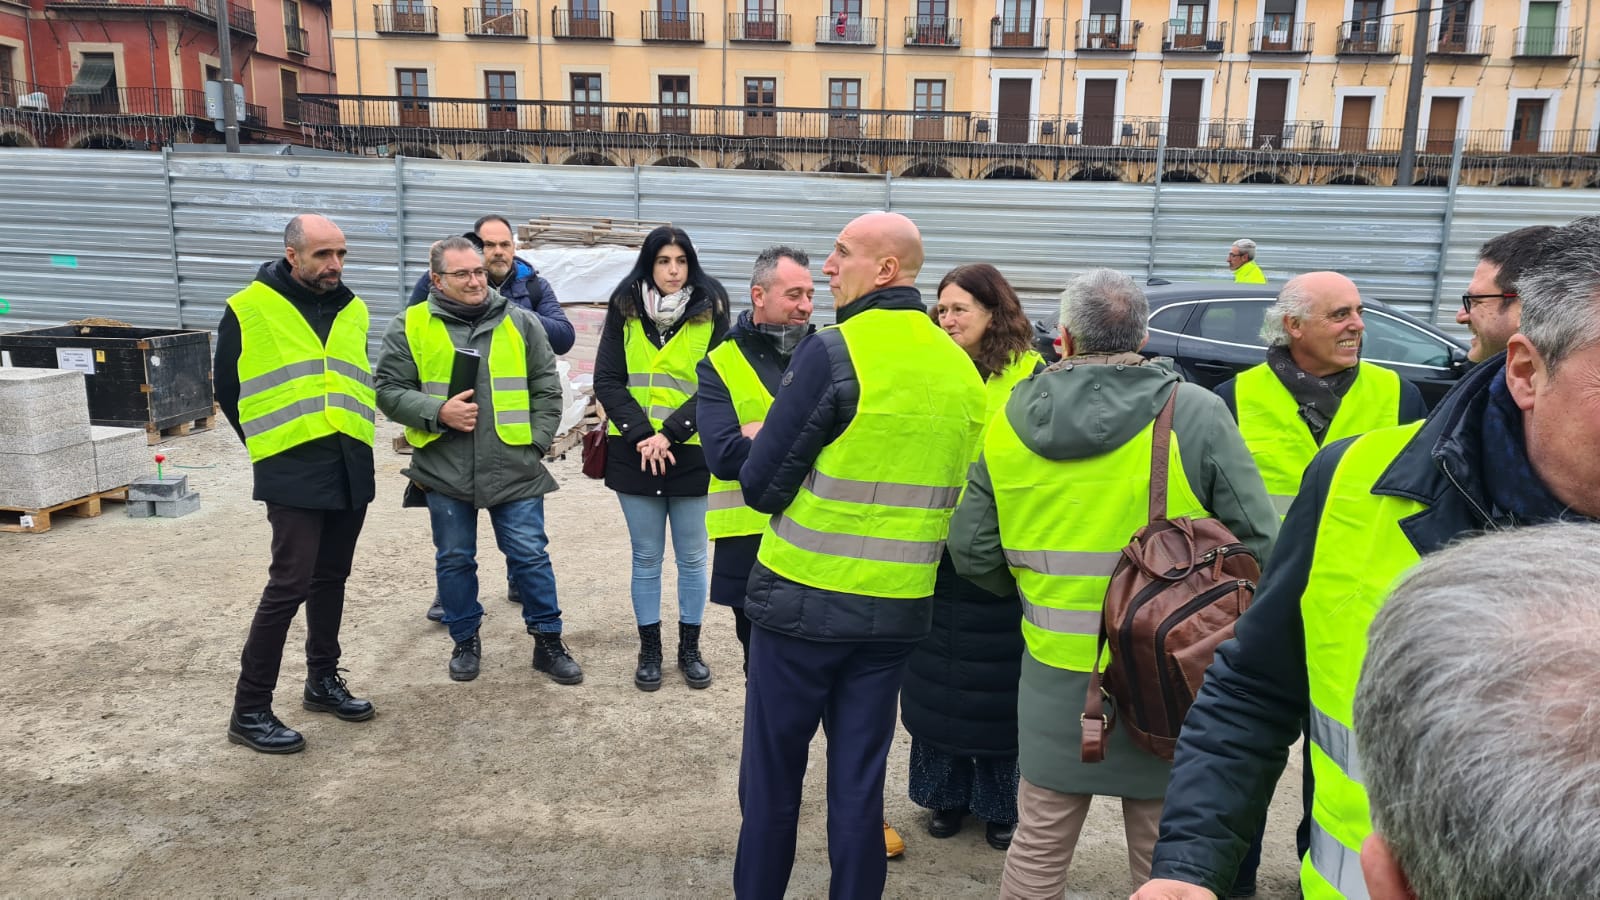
left=641, top=282, right=693, bottom=331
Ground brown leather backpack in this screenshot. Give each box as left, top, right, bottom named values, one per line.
left=1081, top=389, right=1261, bottom=763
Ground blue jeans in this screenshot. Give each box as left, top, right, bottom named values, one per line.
left=614, top=492, right=708, bottom=627
left=426, top=491, right=562, bottom=643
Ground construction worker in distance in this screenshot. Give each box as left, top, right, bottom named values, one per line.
left=1228, top=239, right=1268, bottom=284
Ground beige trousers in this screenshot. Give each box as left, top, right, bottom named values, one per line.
left=998, top=776, right=1165, bottom=899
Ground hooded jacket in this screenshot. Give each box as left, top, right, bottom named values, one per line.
left=374, top=287, right=563, bottom=508
left=949, top=355, right=1277, bottom=797
left=213, top=258, right=376, bottom=510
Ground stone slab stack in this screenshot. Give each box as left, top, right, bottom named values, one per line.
left=0, top=368, right=98, bottom=510
left=125, top=475, right=201, bottom=519
left=91, top=426, right=151, bottom=493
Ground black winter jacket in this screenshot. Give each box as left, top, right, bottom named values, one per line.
left=213, top=259, right=375, bottom=510
left=1148, top=356, right=1533, bottom=895
left=593, top=281, right=729, bottom=497
left=738, top=286, right=942, bottom=643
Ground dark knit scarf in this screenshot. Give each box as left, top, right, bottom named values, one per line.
left=1479, top=370, right=1581, bottom=525
left=1267, top=345, right=1360, bottom=445
left=429, top=290, right=493, bottom=323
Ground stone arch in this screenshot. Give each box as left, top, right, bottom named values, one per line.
left=0, top=129, right=37, bottom=148
left=1411, top=173, right=1450, bottom=188
left=1324, top=172, right=1374, bottom=186
left=478, top=148, right=529, bottom=163
left=652, top=155, right=699, bottom=167
left=1236, top=170, right=1287, bottom=184
left=396, top=144, right=444, bottom=159
left=562, top=151, right=616, bottom=166
left=1497, top=174, right=1542, bottom=188
left=979, top=161, right=1040, bottom=180
left=1160, top=169, right=1206, bottom=183
left=69, top=132, right=136, bottom=150
left=736, top=156, right=786, bottom=171
left=1068, top=165, right=1121, bottom=182
left=819, top=159, right=869, bottom=174
left=900, top=161, right=953, bottom=178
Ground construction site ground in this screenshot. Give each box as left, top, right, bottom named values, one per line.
left=0, top=416, right=1303, bottom=898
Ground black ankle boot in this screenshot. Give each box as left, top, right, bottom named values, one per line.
left=635, top=622, right=663, bottom=692
left=302, top=671, right=376, bottom=721
left=532, top=631, right=584, bottom=685
left=227, top=710, right=306, bottom=754
left=677, top=622, right=712, bottom=689
left=450, top=633, right=481, bottom=682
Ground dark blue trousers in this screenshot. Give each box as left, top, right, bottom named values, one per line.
left=734, top=625, right=913, bottom=900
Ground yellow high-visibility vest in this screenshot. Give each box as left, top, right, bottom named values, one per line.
left=704, top=339, right=774, bottom=540
left=401, top=302, right=532, bottom=448
left=608, top=316, right=712, bottom=446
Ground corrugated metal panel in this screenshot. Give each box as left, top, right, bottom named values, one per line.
left=0, top=149, right=179, bottom=331
left=1152, top=185, right=1450, bottom=321
left=1434, top=187, right=1599, bottom=332
left=168, top=155, right=402, bottom=334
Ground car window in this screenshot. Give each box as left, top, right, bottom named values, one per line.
left=1363, top=311, right=1453, bottom=368
left=1192, top=301, right=1272, bottom=346
left=1149, top=305, right=1189, bottom=333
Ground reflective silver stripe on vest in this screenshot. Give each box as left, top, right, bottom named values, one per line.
left=1309, top=706, right=1364, bottom=785
left=649, top=405, right=682, bottom=422
left=629, top=373, right=697, bottom=394
left=492, top=376, right=526, bottom=392
left=771, top=514, right=943, bottom=565
left=327, top=358, right=373, bottom=388
left=239, top=358, right=325, bottom=398
left=1308, top=820, right=1371, bottom=900
left=1003, top=548, right=1123, bottom=577
left=328, top=392, right=376, bottom=422
left=241, top=396, right=324, bottom=437
left=497, top=409, right=531, bottom=426
left=1270, top=494, right=1296, bottom=516
left=422, top=381, right=450, bottom=397
left=1018, top=590, right=1101, bottom=635
left=802, top=470, right=962, bottom=510
left=706, top=488, right=749, bottom=511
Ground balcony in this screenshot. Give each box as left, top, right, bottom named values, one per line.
left=904, top=16, right=960, bottom=48
left=641, top=11, right=703, bottom=42
left=0, top=80, right=214, bottom=118
left=552, top=8, right=612, bottom=39
left=1338, top=21, right=1402, bottom=55
left=44, top=0, right=257, bottom=37
left=244, top=102, right=268, bottom=128
left=465, top=8, right=528, bottom=37
left=286, top=25, right=310, bottom=54
left=1514, top=26, right=1581, bottom=59
left=374, top=4, right=437, bottom=34
left=1163, top=20, right=1226, bottom=52
left=1075, top=18, right=1134, bottom=51
left=991, top=16, right=1047, bottom=49
left=727, top=12, right=788, bottom=42
left=815, top=14, right=876, bottom=45
left=1429, top=25, right=1493, bottom=57
left=1250, top=21, right=1312, bottom=54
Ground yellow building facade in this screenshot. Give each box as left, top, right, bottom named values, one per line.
left=322, top=0, right=1600, bottom=184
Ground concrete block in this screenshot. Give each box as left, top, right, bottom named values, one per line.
left=0, top=422, right=94, bottom=456
left=0, top=441, right=98, bottom=510
left=126, top=500, right=157, bottom=518
left=91, top=426, right=152, bottom=492
left=0, top=369, right=91, bottom=454
left=128, top=475, right=190, bottom=502
left=154, top=491, right=201, bottom=518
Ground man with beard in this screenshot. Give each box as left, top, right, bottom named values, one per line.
left=1456, top=225, right=1557, bottom=363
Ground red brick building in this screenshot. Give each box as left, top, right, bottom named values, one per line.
left=0, top=0, right=336, bottom=149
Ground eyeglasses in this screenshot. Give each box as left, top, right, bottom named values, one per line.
left=440, top=268, right=488, bottom=281
left=1461, top=291, right=1516, bottom=312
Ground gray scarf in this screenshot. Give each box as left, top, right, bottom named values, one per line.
left=1266, top=345, right=1359, bottom=445
left=755, top=322, right=810, bottom=357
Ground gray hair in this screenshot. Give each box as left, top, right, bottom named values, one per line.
left=430, top=235, right=482, bottom=274
left=1057, top=268, right=1149, bottom=354
left=750, top=245, right=811, bottom=291
left=1231, top=238, right=1257, bottom=261
left=1354, top=523, right=1600, bottom=900
left=1516, top=219, right=1600, bottom=373
left=1259, top=277, right=1317, bottom=347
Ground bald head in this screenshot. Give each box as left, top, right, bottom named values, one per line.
left=822, top=212, right=925, bottom=307
left=1266, top=270, right=1366, bottom=377
left=282, top=213, right=348, bottom=294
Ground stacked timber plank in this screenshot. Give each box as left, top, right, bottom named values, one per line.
left=516, top=216, right=670, bottom=248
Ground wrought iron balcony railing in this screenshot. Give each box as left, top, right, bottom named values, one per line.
left=1429, top=24, right=1493, bottom=56
left=1250, top=20, right=1312, bottom=53
left=374, top=3, right=437, bottom=34
left=1513, top=25, right=1580, bottom=58
left=44, top=0, right=257, bottom=36
left=551, top=8, right=611, bottom=38
left=991, top=15, right=1047, bottom=49
left=727, top=12, right=788, bottom=42
left=641, top=10, right=703, bottom=42
left=1, top=80, right=214, bottom=118
left=466, top=7, right=527, bottom=37
left=286, top=25, right=310, bottom=53
left=1163, top=19, right=1226, bottom=52
left=816, top=14, right=876, bottom=45
left=1076, top=18, right=1133, bottom=50
left=904, top=16, right=960, bottom=47
left=1338, top=21, right=1402, bottom=55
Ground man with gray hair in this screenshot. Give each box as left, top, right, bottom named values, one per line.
left=1133, top=218, right=1600, bottom=900
left=1228, top=240, right=1267, bottom=284
left=375, top=235, right=579, bottom=686
left=948, top=267, right=1275, bottom=896
left=1354, top=523, right=1600, bottom=900
left=1215, top=272, right=1425, bottom=519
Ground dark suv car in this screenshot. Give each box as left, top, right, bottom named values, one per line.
left=1134, top=282, right=1471, bottom=409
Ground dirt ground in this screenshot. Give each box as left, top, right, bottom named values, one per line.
left=0, top=416, right=1304, bottom=899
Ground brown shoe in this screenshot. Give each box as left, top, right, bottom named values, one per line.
left=884, top=820, right=905, bottom=859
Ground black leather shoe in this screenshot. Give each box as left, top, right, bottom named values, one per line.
left=450, top=634, right=481, bottom=682
left=677, top=622, right=712, bottom=689
left=426, top=594, right=444, bottom=623
left=507, top=580, right=521, bottom=604
left=928, top=809, right=966, bottom=839
left=303, top=671, right=376, bottom=721
left=532, top=632, right=583, bottom=685
left=985, top=821, right=1015, bottom=851
left=635, top=622, right=663, bottom=692
left=227, top=710, right=306, bottom=754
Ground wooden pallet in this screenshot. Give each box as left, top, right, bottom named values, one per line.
left=516, top=215, right=668, bottom=248
left=147, top=412, right=218, bottom=445
left=0, top=491, right=109, bottom=534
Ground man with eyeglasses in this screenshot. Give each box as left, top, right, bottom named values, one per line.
left=377, top=235, right=582, bottom=685
left=1228, top=239, right=1267, bottom=284
left=409, top=214, right=574, bottom=622
left=1457, top=225, right=1557, bottom=363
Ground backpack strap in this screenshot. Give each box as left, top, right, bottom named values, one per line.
left=1148, top=388, right=1177, bottom=523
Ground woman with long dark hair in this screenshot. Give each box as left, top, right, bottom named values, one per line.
left=592, top=225, right=731, bottom=692
left=900, top=262, right=1043, bottom=850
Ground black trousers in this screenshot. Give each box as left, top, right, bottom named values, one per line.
left=233, top=503, right=368, bottom=712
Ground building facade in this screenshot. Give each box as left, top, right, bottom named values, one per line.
left=308, top=0, right=1600, bottom=185
left=0, top=0, right=337, bottom=149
